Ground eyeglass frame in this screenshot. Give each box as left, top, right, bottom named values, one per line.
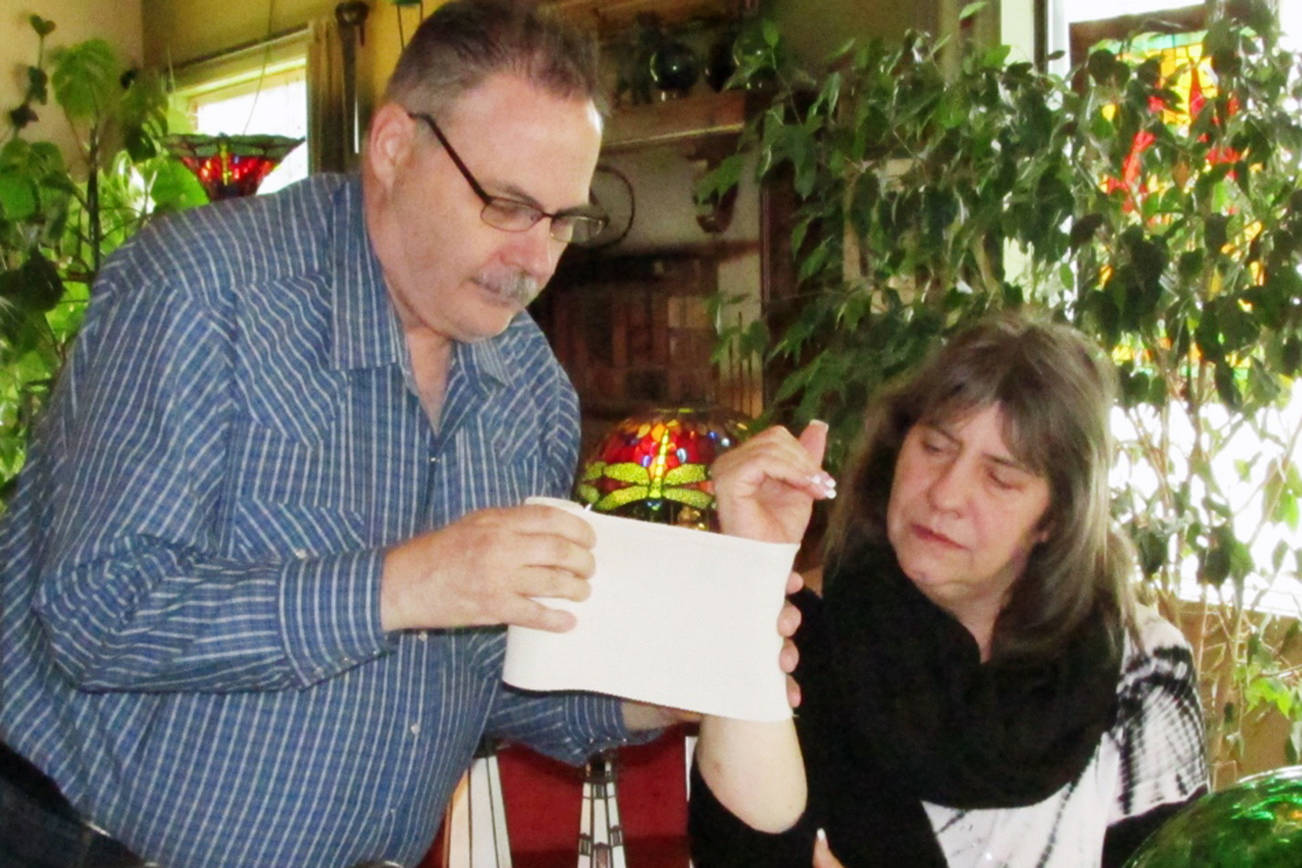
left=406, top=111, right=609, bottom=245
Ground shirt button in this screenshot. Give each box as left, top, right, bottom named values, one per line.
left=417, top=631, right=428, bottom=642
left=409, top=722, right=421, bottom=736
left=292, top=548, right=308, bottom=559
left=428, top=455, right=439, bottom=464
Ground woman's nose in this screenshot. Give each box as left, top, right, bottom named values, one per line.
left=926, top=461, right=969, bottom=511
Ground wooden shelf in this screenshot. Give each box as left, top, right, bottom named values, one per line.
left=544, top=0, right=746, bottom=38
left=603, top=89, right=746, bottom=153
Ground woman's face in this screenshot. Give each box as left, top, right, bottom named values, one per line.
left=886, top=403, right=1051, bottom=627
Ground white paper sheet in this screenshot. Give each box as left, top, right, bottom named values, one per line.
left=502, top=496, right=798, bottom=721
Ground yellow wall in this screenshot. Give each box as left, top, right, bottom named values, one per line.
left=2, top=0, right=143, bottom=162
left=141, top=0, right=421, bottom=122
left=773, top=0, right=929, bottom=65
left=142, top=0, right=331, bottom=67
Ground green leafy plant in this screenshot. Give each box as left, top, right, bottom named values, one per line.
left=702, top=0, right=1302, bottom=785
left=0, top=16, right=205, bottom=502
left=1065, top=4, right=1302, bottom=783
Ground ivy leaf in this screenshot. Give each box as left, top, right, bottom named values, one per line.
left=1200, top=542, right=1231, bottom=586
left=8, top=104, right=38, bottom=131
left=49, top=38, right=119, bottom=123
left=16, top=254, right=64, bottom=312
left=28, top=15, right=55, bottom=37
left=144, top=158, right=208, bottom=214
left=797, top=237, right=833, bottom=283
left=1265, top=460, right=1300, bottom=529
left=1069, top=213, right=1104, bottom=249
left=811, top=71, right=842, bottom=118
left=1281, top=338, right=1301, bottom=376
left=1087, top=49, right=1118, bottom=85
left=0, top=171, right=37, bottom=221
left=1205, top=213, right=1229, bottom=252
left=1213, top=361, right=1242, bottom=409
left=26, top=67, right=48, bottom=104
left=1195, top=305, right=1224, bottom=363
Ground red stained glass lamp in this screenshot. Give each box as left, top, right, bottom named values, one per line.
left=165, top=133, right=304, bottom=201
left=574, top=406, right=753, bottom=531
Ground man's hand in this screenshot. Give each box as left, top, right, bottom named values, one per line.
left=379, top=503, right=596, bottom=632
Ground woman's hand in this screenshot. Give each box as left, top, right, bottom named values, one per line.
left=712, top=422, right=836, bottom=545
left=812, top=829, right=846, bottom=868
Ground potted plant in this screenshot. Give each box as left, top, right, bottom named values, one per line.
left=0, top=16, right=205, bottom=502
left=700, top=0, right=1302, bottom=786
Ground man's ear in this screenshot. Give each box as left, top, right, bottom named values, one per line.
left=366, top=102, right=418, bottom=190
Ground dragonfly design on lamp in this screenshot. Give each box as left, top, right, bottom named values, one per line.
left=574, top=407, right=752, bottom=531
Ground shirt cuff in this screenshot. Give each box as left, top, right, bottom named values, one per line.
left=564, top=693, right=661, bottom=752
left=279, top=548, right=394, bottom=686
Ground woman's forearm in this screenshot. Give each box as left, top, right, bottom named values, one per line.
left=694, top=716, right=807, bottom=833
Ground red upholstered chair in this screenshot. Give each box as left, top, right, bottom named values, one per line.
left=421, top=727, right=694, bottom=868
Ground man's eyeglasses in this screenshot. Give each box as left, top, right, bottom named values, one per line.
left=407, top=111, right=609, bottom=246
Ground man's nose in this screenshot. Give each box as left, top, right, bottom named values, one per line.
left=503, top=219, right=563, bottom=282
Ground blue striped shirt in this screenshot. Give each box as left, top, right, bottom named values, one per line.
left=0, top=174, right=634, bottom=867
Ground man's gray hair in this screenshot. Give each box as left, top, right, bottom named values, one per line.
left=385, top=0, right=604, bottom=117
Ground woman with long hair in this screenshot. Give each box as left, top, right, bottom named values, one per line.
left=691, top=311, right=1208, bottom=867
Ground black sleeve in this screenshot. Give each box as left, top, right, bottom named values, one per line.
left=1101, top=789, right=1205, bottom=868
left=687, top=757, right=817, bottom=868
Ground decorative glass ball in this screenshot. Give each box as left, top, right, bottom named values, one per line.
left=1125, top=765, right=1302, bottom=867
left=649, top=37, right=700, bottom=99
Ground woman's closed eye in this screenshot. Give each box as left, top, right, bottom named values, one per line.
left=987, top=469, right=1019, bottom=490
left=919, top=432, right=953, bottom=455
left=986, top=462, right=1038, bottom=492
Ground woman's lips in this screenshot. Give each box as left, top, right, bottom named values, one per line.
left=913, top=523, right=963, bottom=548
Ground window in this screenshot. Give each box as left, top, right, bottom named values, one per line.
left=171, top=31, right=310, bottom=195
left=1045, top=1, right=1302, bottom=614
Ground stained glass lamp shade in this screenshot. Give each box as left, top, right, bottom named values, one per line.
left=1126, top=765, right=1302, bottom=867
left=165, top=133, right=304, bottom=200
left=574, top=407, right=752, bottom=531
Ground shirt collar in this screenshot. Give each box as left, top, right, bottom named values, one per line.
left=455, top=330, right=513, bottom=389
left=329, top=175, right=405, bottom=371
left=328, top=175, right=517, bottom=391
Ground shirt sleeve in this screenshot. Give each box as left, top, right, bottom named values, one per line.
left=482, top=683, right=657, bottom=765
left=1107, top=610, right=1210, bottom=825
left=30, top=239, right=391, bottom=694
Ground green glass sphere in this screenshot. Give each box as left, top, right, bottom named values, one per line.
left=1126, top=766, right=1302, bottom=867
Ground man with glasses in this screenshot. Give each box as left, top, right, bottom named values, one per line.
left=0, top=2, right=714, bottom=866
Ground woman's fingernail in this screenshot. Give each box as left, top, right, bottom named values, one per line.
left=816, top=827, right=828, bottom=842
left=811, top=474, right=837, bottom=497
